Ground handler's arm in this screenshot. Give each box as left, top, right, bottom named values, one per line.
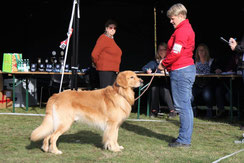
left=162, top=31, right=187, bottom=67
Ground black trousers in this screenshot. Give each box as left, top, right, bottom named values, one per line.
left=192, top=84, right=214, bottom=109
left=150, top=78, right=175, bottom=113
left=98, top=71, right=117, bottom=88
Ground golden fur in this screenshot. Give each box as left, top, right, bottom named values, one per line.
left=30, top=71, right=142, bottom=154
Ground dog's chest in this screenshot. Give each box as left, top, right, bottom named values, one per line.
left=116, top=97, right=131, bottom=115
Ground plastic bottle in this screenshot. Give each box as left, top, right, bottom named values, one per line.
left=26, top=59, right=29, bottom=72
left=23, top=59, right=27, bottom=72
left=17, top=60, right=21, bottom=72
left=19, top=59, right=23, bottom=72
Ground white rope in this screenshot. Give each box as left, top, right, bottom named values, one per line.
left=127, top=119, right=167, bottom=122
left=0, top=113, right=45, bottom=116
left=59, top=0, right=78, bottom=93
left=212, top=149, right=244, bottom=163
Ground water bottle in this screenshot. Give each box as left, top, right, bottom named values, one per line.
left=23, top=59, right=27, bottom=72
left=26, top=59, right=30, bottom=72
left=19, top=59, right=23, bottom=72
left=17, top=60, right=21, bottom=72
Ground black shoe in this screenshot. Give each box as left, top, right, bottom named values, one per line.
left=171, top=138, right=177, bottom=143
left=168, top=141, right=191, bottom=148
left=150, top=112, right=158, bottom=118
left=205, top=108, right=213, bottom=118
left=192, top=106, right=197, bottom=117
left=216, top=109, right=225, bottom=117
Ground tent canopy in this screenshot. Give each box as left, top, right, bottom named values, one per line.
left=2, top=1, right=244, bottom=70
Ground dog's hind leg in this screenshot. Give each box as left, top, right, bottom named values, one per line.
left=42, top=134, right=51, bottom=152
left=49, top=121, right=73, bottom=154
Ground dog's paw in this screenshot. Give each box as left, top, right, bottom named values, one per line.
left=104, top=143, right=121, bottom=152
left=55, top=150, right=63, bottom=155
left=104, top=143, right=111, bottom=150
left=41, top=145, right=49, bottom=152
left=49, top=147, right=63, bottom=154
left=50, top=149, right=63, bottom=155
left=112, top=148, right=121, bottom=152
left=119, top=145, right=124, bottom=150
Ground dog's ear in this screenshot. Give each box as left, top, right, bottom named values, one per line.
left=115, top=72, right=128, bottom=88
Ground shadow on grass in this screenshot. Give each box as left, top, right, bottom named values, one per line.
left=121, top=122, right=175, bottom=143
left=166, top=118, right=180, bottom=127
left=26, top=130, right=103, bottom=151
left=30, top=107, right=45, bottom=114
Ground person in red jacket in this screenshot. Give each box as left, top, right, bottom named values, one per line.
left=158, top=3, right=196, bottom=147
left=91, top=19, right=122, bottom=88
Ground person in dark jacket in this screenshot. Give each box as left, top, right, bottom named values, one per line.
left=142, top=42, right=176, bottom=118
left=192, top=44, right=214, bottom=118
left=229, top=36, right=244, bottom=130
left=210, top=53, right=239, bottom=118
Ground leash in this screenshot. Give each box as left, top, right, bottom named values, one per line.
left=135, top=67, right=167, bottom=101
left=135, top=72, right=155, bottom=101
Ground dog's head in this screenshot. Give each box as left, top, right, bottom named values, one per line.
left=114, top=71, right=143, bottom=89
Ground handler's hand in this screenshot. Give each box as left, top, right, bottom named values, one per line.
left=92, top=62, right=96, bottom=68
left=229, top=38, right=237, bottom=51
left=146, top=68, right=152, bottom=74
left=215, top=69, right=222, bottom=74
left=160, top=70, right=165, bottom=75
left=158, top=63, right=164, bottom=70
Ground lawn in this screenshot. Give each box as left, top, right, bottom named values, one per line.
left=0, top=107, right=244, bottom=163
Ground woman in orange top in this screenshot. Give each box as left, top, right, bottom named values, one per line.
left=91, top=19, right=122, bottom=88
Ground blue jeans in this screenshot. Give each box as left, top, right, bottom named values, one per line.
left=170, top=65, right=196, bottom=144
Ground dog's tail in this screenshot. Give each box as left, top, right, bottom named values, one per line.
left=30, top=95, right=57, bottom=142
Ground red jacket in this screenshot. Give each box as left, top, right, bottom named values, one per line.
left=162, top=19, right=195, bottom=71
left=91, top=34, right=122, bottom=72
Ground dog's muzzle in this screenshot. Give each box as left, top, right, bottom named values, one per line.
left=139, top=79, right=144, bottom=87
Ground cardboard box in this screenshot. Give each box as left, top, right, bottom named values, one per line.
left=4, top=90, right=12, bottom=99
left=0, top=91, right=13, bottom=109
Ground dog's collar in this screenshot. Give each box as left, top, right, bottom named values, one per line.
left=114, top=82, right=129, bottom=89
left=115, top=82, right=120, bottom=87
left=113, top=82, right=134, bottom=105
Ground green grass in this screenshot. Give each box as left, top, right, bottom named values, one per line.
left=0, top=107, right=244, bottom=163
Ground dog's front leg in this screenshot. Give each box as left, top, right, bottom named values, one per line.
left=103, top=122, right=121, bottom=152
left=114, top=127, right=124, bottom=150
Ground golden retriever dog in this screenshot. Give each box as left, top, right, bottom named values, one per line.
left=30, top=71, right=142, bottom=154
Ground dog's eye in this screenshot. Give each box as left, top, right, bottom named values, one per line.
left=130, top=76, right=134, bottom=79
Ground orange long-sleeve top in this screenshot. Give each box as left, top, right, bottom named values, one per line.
left=91, top=34, right=122, bottom=72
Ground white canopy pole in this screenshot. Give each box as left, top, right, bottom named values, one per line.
left=59, top=0, right=77, bottom=93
